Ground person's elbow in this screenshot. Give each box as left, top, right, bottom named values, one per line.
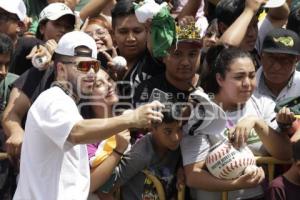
left=68, top=121, right=86, bottom=145
left=184, top=166, right=198, bottom=188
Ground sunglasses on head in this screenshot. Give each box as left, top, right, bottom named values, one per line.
left=62, top=60, right=101, bottom=73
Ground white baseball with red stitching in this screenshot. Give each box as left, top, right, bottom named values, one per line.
left=205, top=140, right=256, bottom=180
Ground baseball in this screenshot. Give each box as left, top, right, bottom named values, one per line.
left=32, top=55, right=48, bottom=70
left=112, top=56, right=127, bottom=70
left=205, top=139, right=256, bottom=180
left=244, top=165, right=257, bottom=175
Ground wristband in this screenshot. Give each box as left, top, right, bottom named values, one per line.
left=277, top=122, right=292, bottom=131
left=113, top=148, right=123, bottom=157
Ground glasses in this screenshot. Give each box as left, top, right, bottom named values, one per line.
left=61, top=60, right=101, bottom=73
left=264, top=54, right=297, bottom=66
left=86, top=28, right=109, bottom=38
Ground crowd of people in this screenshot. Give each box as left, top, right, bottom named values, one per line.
left=0, top=0, right=300, bottom=199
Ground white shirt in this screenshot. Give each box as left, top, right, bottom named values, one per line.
left=181, top=96, right=275, bottom=200
left=254, top=67, right=300, bottom=106
left=14, top=87, right=90, bottom=200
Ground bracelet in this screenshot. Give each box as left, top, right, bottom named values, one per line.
left=113, top=148, right=123, bottom=157
left=277, top=122, right=292, bottom=131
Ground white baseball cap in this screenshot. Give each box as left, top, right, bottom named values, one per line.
left=39, top=3, right=75, bottom=23
left=0, top=0, right=26, bottom=21
left=264, top=0, right=285, bottom=8
left=55, top=31, right=97, bottom=59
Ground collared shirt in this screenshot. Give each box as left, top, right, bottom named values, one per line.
left=254, top=67, right=300, bottom=105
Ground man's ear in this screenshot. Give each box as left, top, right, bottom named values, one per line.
left=56, top=62, right=68, bottom=81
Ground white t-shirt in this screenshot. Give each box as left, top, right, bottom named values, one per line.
left=14, top=87, right=90, bottom=200
left=181, top=96, right=275, bottom=200
left=254, top=67, right=300, bottom=105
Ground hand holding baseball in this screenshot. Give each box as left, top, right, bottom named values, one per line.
left=234, top=166, right=265, bottom=189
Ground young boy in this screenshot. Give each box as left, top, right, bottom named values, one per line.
left=100, top=103, right=183, bottom=199
left=0, top=33, right=19, bottom=200
left=267, top=139, right=300, bottom=200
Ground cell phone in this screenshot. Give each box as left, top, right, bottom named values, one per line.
left=97, top=49, right=113, bottom=69
left=148, top=88, right=169, bottom=104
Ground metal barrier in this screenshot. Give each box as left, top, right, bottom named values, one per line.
left=142, top=170, right=166, bottom=200
left=221, top=156, right=292, bottom=200
left=142, top=170, right=186, bottom=200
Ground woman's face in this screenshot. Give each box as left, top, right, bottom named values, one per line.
left=92, top=69, right=118, bottom=106
left=40, top=15, right=74, bottom=42
left=85, top=23, right=113, bottom=52
left=203, top=31, right=219, bottom=49
left=217, top=57, right=256, bottom=105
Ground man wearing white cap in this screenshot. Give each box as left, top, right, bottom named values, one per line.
left=0, top=0, right=26, bottom=45
left=13, top=31, right=164, bottom=200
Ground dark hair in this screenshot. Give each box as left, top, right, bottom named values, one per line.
left=87, top=15, right=112, bottom=33
left=204, top=19, right=220, bottom=38
left=287, top=6, right=300, bottom=36
left=215, top=0, right=245, bottom=26
left=36, top=19, right=48, bottom=40
left=0, top=33, right=13, bottom=55
left=111, top=0, right=135, bottom=28
left=162, top=104, right=182, bottom=124
left=201, top=45, right=254, bottom=94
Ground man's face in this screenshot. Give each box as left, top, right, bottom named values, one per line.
left=60, top=57, right=98, bottom=97
left=239, top=16, right=258, bottom=51
left=113, top=14, right=147, bottom=60
left=152, top=121, right=182, bottom=151
left=0, top=8, right=21, bottom=44
left=0, top=53, right=10, bottom=81
left=163, top=42, right=201, bottom=83
left=40, top=15, right=74, bottom=42
left=261, top=52, right=298, bottom=85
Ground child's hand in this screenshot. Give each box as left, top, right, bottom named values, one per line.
left=115, top=130, right=130, bottom=153
left=176, top=167, right=185, bottom=191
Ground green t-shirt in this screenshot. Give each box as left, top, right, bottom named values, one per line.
left=75, top=0, right=91, bottom=11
